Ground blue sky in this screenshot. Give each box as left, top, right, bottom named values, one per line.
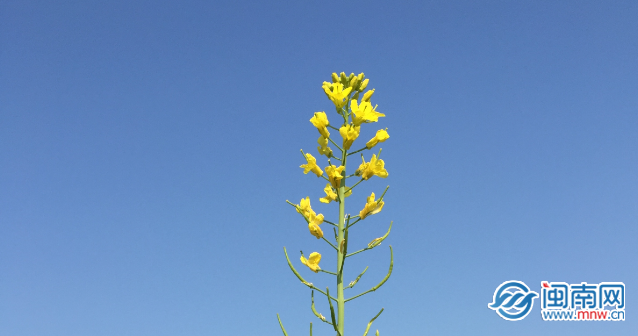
left=1, top=1, right=636, bottom=335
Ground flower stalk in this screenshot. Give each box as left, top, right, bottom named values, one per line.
left=278, top=72, right=394, bottom=336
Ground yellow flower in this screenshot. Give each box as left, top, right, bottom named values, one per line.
left=322, top=82, right=352, bottom=108
left=320, top=183, right=338, bottom=203
left=366, top=129, right=390, bottom=149
left=356, top=154, right=388, bottom=180
left=296, top=197, right=324, bottom=238
left=308, top=212, right=324, bottom=239
left=351, top=99, right=385, bottom=126
left=296, top=196, right=315, bottom=219
left=301, top=252, right=321, bottom=273
left=317, top=136, right=333, bottom=157
left=310, top=112, right=330, bottom=138
left=339, top=124, right=360, bottom=150
left=300, top=153, right=323, bottom=177
left=359, top=192, right=385, bottom=219
left=325, top=165, right=345, bottom=189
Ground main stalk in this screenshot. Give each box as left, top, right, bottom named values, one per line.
left=336, top=149, right=347, bottom=336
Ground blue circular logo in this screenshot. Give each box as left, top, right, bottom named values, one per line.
left=488, top=280, right=538, bottom=321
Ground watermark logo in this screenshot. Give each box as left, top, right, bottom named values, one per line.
left=488, top=280, right=538, bottom=321
left=540, top=281, right=625, bottom=321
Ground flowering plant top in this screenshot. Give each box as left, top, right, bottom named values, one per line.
left=278, top=72, right=394, bottom=336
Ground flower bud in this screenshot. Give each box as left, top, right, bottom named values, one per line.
left=340, top=72, right=347, bottom=84
left=331, top=73, right=339, bottom=83
left=359, top=78, right=369, bottom=91
left=349, top=76, right=358, bottom=89
left=362, top=89, right=375, bottom=101
left=348, top=73, right=355, bottom=81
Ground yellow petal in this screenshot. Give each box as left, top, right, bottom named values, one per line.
left=309, top=222, right=323, bottom=239
left=308, top=252, right=321, bottom=265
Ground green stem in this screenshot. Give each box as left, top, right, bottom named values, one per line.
left=349, top=178, right=364, bottom=190
left=336, top=146, right=347, bottom=336
left=322, top=236, right=338, bottom=251
left=323, top=219, right=338, bottom=226
left=319, top=269, right=338, bottom=276
left=311, top=291, right=333, bottom=325
left=347, top=147, right=368, bottom=156
left=362, top=308, right=384, bottom=336
left=345, top=266, right=368, bottom=289
left=347, top=218, right=362, bottom=228
left=378, top=186, right=390, bottom=202
left=277, top=314, right=289, bottom=336
left=328, top=136, right=344, bottom=153
left=345, top=247, right=367, bottom=258
left=285, top=200, right=300, bottom=210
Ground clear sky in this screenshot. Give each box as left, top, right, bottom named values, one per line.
left=1, top=1, right=636, bottom=335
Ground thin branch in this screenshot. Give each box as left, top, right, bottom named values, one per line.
left=347, top=217, right=362, bottom=229
left=348, top=178, right=365, bottom=191
left=323, top=219, right=338, bottom=226
left=327, top=287, right=339, bottom=332
left=322, top=236, right=338, bottom=251
left=345, top=266, right=369, bottom=289
left=347, top=147, right=368, bottom=156
left=345, top=246, right=393, bottom=302
left=378, top=185, right=390, bottom=202
left=277, top=314, right=289, bottom=336
left=319, top=269, right=337, bottom=276
left=346, top=221, right=392, bottom=257
left=327, top=124, right=340, bottom=131
left=363, top=308, right=384, bottom=336
left=345, top=247, right=367, bottom=258
left=338, top=227, right=349, bottom=275
left=327, top=136, right=343, bottom=153
left=283, top=247, right=337, bottom=301
left=311, top=291, right=334, bottom=326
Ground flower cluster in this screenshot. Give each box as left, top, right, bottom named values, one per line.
left=290, top=72, right=391, bottom=271
left=281, top=72, right=394, bottom=336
